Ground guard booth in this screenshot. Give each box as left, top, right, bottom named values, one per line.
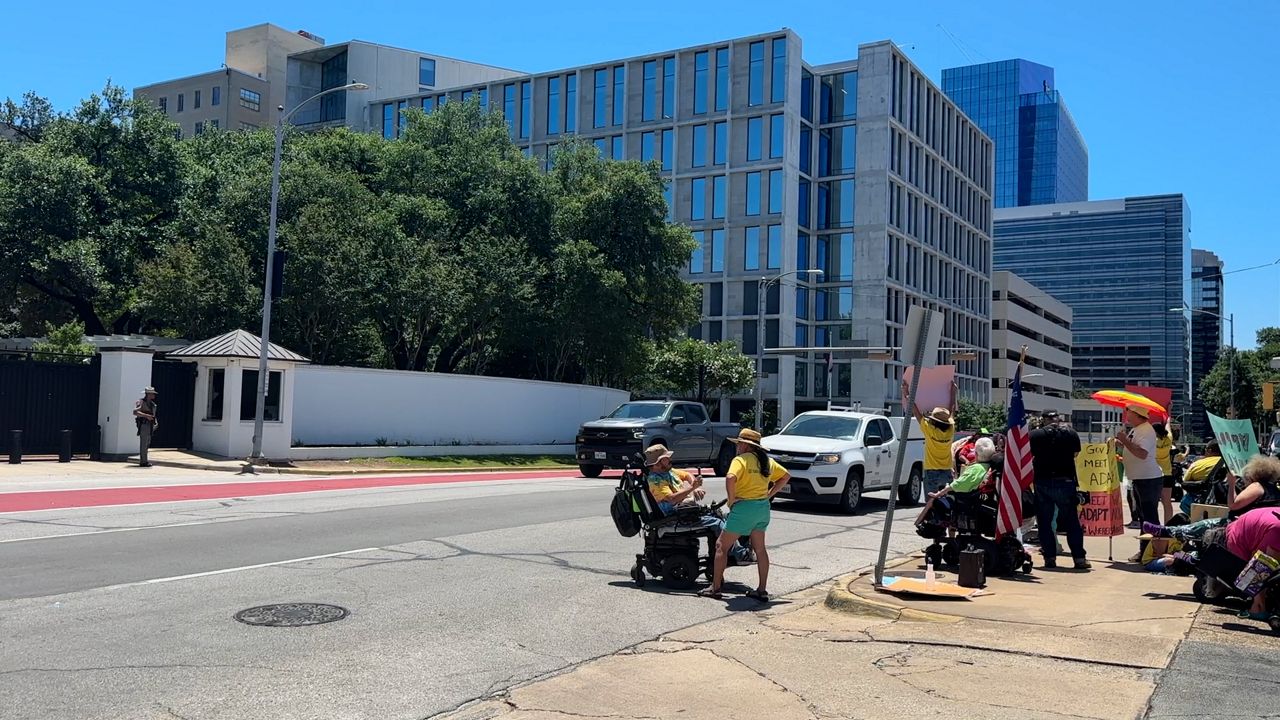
left=166, top=330, right=309, bottom=460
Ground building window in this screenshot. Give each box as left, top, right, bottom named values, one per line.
left=239, top=122, right=257, bottom=130
left=565, top=74, right=577, bottom=132
left=800, top=126, right=811, bottom=175
left=661, top=128, right=673, bottom=171
left=158, top=97, right=167, bottom=113
left=547, top=77, right=561, bottom=134
left=746, top=171, right=761, bottom=215
left=504, top=84, right=516, bottom=136
left=419, top=57, right=437, bottom=87
left=396, top=100, right=407, bottom=138
left=747, top=116, right=763, bottom=161
left=692, top=124, right=707, bottom=168
left=745, top=226, right=760, bottom=271
left=690, top=231, right=705, bottom=274
left=796, top=287, right=809, bottom=320
left=520, top=81, right=531, bottom=139
left=240, top=369, right=282, bottom=422
left=691, top=178, right=706, bottom=220
left=818, top=179, right=854, bottom=228
left=594, top=137, right=608, bottom=156
left=820, top=71, right=857, bottom=122
left=748, top=41, right=765, bottom=106
left=662, top=57, right=675, bottom=119
left=382, top=103, right=395, bottom=139
left=194, top=90, right=201, bottom=109
left=239, top=88, right=260, bottom=112
left=177, top=93, right=184, bottom=112
left=767, top=225, right=782, bottom=269
left=204, top=368, right=225, bottom=421
left=711, top=229, right=724, bottom=271
left=612, top=134, right=624, bottom=160
left=422, top=96, right=435, bottom=113
left=797, top=231, right=810, bottom=273
left=642, top=60, right=657, bottom=121
left=478, top=88, right=488, bottom=111
left=713, top=47, right=730, bottom=112
left=594, top=69, right=608, bottom=128
left=641, top=131, right=655, bottom=162
left=798, top=179, right=810, bottom=227
left=801, top=70, right=813, bottom=122
left=209, top=119, right=218, bottom=130
left=828, top=125, right=856, bottom=174
left=709, top=282, right=723, bottom=316
left=771, top=38, right=786, bottom=103
left=714, top=121, right=727, bottom=165
left=712, top=175, right=726, bottom=219
left=663, top=183, right=673, bottom=221
left=194, top=121, right=204, bottom=135
left=612, top=66, right=624, bottom=126
left=770, top=114, right=784, bottom=159
left=211, top=87, right=220, bottom=106
left=693, top=51, right=709, bottom=115
left=769, top=169, right=783, bottom=214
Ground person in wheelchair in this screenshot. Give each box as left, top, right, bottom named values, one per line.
left=923, top=437, right=996, bottom=513
left=643, top=444, right=752, bottom=564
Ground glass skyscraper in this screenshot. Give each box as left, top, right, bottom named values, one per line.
left=993, top=195, right=1191, bottom=416
left=942, top=59, right=1088, bottom=208
left=1190, top=249, right=1224, bottom=439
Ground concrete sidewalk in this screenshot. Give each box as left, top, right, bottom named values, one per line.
left=430, top=533, right=1272, bottom=720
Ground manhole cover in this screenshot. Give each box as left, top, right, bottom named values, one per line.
left=234, top=603, right=349, bottom=627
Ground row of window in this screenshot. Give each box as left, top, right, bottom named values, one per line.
left=798, top=70, right=859, bottom=125
left=156, top=86, right=226, bottom=114
left=885, top=230, right=990, bottom=318
left=203, top=368, right=282, bottom=423
left=685, top=169, right=785, bottom=221
left=891, top=53, right=991, bottom=196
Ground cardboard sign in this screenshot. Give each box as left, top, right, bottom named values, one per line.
left=902, top=365, right=956, bottom=417
left=1206, top=412, right=1260, bottom=476
left=1076, top=443, right=1124, bottom=537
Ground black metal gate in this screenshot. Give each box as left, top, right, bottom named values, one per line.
left=150, top=359, right=197, bottom=449
left=0, top=352, right=101, bottom=454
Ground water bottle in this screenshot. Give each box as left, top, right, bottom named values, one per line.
left=925, top=558, right=937, bottom=590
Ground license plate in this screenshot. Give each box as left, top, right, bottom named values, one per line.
left=594, top=452, right=607, bottom=460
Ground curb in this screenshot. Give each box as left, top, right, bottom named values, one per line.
left=142, top=459, right=583, bottom=477
left=822, top=555, right=962, bottom=624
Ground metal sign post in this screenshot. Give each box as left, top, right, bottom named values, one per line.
left=874, top=307, right=937, bottom=586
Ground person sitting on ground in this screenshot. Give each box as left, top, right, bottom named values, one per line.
left=642, top=444, right=752, bottom=564
left=1145, top=455, right=1280, bottom=542
left=1190, top=507, right=1280, bottom=621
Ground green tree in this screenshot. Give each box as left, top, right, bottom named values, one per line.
left=646, top=338, right=755, bottom=415
left=31, top=319, right=95, bottom=358
left=955, top=399, right=1007, bottom=432
left=1198, top=327, right=1280, bottom=426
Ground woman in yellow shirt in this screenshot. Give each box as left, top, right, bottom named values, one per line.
left=1153, top=423, right=1174, bottom=523
left=699, top=428, right=790, bottom=602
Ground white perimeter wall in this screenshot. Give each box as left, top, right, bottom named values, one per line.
left=291, top=366, right=629, bottom=447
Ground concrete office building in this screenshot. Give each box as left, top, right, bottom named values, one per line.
left=941, top=59, right=1087, bottom=208
left=991, top=271, right=1072, bottom=414
left=375, top=32, right=994, bottom=421
left=1189, top=249, right=1224, bottom=439
left=993, top=194, right=1191, bottom=417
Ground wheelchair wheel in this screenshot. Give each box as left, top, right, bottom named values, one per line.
left=1269, top=615, right=1280, bottom=635
left=660, top=554, right=699, bottom=589
left=1192, top=575, right=1223, bottom=604
left=630, top=564, right=646, bottom=588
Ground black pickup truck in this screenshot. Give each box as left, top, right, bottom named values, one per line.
left=574, top=401, right=741, bottom=478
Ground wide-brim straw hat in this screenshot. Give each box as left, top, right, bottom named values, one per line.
left=643, top=444, right=675, bottom=467
left=731, top=428, right=765, bottom=448
left=143, top=386, right=158, bottom=395
left=927, top=407, right=953, bottom=424
left=1126, top=404, right=1150, bottom=419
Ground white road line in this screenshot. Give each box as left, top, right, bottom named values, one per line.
left=100, top=547, right=383, bottom=591
left=0, top=519, right=242, bottom=544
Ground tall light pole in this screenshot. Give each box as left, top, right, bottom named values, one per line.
left=1172, top=306, right=1234, bottom=418
left=755, top=269, right=823, bottom=430
left=250, top=81, right=369, bottom=463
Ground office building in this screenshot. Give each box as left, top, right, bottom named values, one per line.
left=993, top=194, right=1191, bottom=417
left=1189, top=249, right=1224, bottom=439
left=942, top=59, right=1087, bottom=208
left=991, top=271, right=1071, bottom=414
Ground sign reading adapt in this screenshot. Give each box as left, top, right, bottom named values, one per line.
left=1206, top=412, right=1260, bottom=476
left=1075, top=442, right=1124, bottom=537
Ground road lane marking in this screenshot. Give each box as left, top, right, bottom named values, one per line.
left=100, top=547, right=383, bottom=591
left=0, top=520, right=237, bottom=544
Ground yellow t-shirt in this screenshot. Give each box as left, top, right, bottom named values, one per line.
left=922, top=420, right=955, bottom=471
left=1184, top=456, right=1220, bottom=484
left=728, top=454, right=788, bottom=500
left=1156, top=436, right=1173, bottom=476
left=647, top=469, right=694, bottom=502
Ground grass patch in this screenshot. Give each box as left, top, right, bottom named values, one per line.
left=349, top=454, right=577, bottom=469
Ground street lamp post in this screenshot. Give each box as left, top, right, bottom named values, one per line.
left=1172, top=306, right=1235, bottom=419
left=250, top=81, right=369, bottom=464
left=755, top=269, right=823, bottom=431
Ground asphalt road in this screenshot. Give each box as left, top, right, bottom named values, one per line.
left=0, top=472, right=925, bottom=720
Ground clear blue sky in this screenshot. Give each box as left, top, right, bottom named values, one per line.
left=5, top=1, right=1276, bottom=348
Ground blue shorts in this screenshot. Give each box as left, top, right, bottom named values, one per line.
left=924, top=469, right=952, bottom=495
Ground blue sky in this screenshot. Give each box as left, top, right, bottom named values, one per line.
left=4, top=1, right=1276, bottom=348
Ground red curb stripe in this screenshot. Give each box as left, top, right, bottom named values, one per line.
left=0, top=470, right=586, bottom=513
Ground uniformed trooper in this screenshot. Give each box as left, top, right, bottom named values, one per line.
left=133, top=386, right=158, bottom=467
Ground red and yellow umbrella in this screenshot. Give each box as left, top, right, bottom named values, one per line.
left=1090, top=390, right=1167, bottom=420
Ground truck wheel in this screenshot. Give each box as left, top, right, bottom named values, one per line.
left=578, top=464, right=604, bottom=478
left=898, top=464, right=923, bottom=506
left=714, top=444, right=735, bottom=477
left=839, top=468, right=864, bottom=514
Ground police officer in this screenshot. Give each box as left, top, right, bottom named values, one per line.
left=133, top=386, right=158, bottom=467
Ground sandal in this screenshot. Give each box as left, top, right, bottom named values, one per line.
left=745, top=589, right=770, bottom=603
left=696, top=587, right=723, bottom=600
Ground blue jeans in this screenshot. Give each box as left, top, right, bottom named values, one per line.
left=1035, top=477, right=1086, bottom=562
left=924, top=469, right=951, bottom=495
left=657, top=502, right=750, bottom=561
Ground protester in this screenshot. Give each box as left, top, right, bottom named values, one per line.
left=912, top=404, right=957, bottom=498
left=1029, top=411, right=1089, bottom=570
left=641, top=444, right=752, bottom=565
left=700, top=429, right=790, bottom=602
left=133, top=386, right=158, bottom=468
left=1154, top=422, right=1175, bottom=522
left=929, top=437, right=996, bottom=500
left=1180, top=440, right=1225, bottom=515
left=1114, top=404, right=1162, bottom=560
left=1145, top=455, right=1280, bottom=541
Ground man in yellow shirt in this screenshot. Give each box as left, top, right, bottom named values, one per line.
left=914, top=405, right=957, bottom=497
left=643, top=444, right=751, bottom=564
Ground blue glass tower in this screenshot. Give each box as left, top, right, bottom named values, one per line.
left=942, top=59, right=1088, bottom=208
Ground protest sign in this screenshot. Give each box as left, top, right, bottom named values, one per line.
left=1076, top=442, right=1124, bottom=537
left=901, top=365, right=956, bottom=417
left=1125, top=385, right=1172, bottom=421
left=1206, top=412, right=1260, bottom=476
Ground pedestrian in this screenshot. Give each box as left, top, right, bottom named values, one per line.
left=699, top=428, right=790, bottom=602
left=1153, top=422, right=1175, bottom=522
left=133, top=386, right=158, bottom=468
left=904, top=381, right=958, bottom=499
left=1114, top=404, right=1162, bottom=560
left=1029, top=411, right=1090, bottom=570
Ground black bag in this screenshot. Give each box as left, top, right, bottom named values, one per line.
left=610, top=483, right=641, bottom=537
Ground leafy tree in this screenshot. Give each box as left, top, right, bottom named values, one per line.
left=955, top=399, right=1007, bottom=432
left=647, top=338, right=755, bottom=415
left=31, top=320, right=95, bottom=358
left=1198, top=327, right=1280, bottom=427
left=1, top=92, right=56, bottom=143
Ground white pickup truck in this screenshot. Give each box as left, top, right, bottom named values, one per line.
left=762, top=409, right=925, bottom=514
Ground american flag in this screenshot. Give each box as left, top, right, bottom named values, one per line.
left=998, top=363, right=1033, bottom=537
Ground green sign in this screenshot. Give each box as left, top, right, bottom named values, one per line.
left=1206, top=412, right=1260, bottom=476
